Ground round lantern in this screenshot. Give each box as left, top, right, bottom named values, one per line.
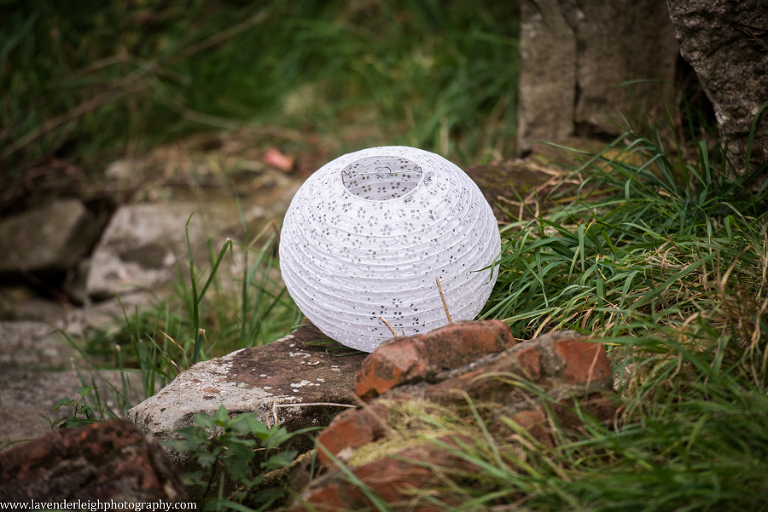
left=279, top=146, right=501, bottom=352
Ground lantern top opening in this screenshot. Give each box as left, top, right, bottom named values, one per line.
left=340, top=155, right=424, bottom=202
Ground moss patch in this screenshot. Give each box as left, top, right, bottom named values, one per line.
left=465, top=160, right=565, bottom=222
left=345, top=397, right=479, bottom=468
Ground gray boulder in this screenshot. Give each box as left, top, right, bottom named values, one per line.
left=0, top=199, right=101, bottom=275
left=667, top=0, right=768, bottom=185
left=86, top=196, right=293, bottom=299
left=517, top=0, right=679, bottom=154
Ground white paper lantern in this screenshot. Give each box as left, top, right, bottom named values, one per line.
left=279, top=146, right=501, bottom=352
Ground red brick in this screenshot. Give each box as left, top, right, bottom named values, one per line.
left=355, top=320, right=515, bottom=401
left=354, top=341, right=423, bottom=401
left=423, top=334, right=613, bottom=406
left=412, top=320, right=516, bottom=371
left=292, top=481, right=346, bottom=512
left=292, top=435, right=480, bottom=512
left=491, top=393, right=620, bottom=447
left=425, top=344, right=543, bottom=404
left=514, top=344, right=544, bottom=381
left=316, top=402, right=390, bottom=467
left=552, top=339, right=612, bottom=386
left=507, top=408, right=554, bottom=447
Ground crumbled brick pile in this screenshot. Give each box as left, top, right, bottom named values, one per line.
left=0, top=321, right=618, bottom=510
left=0, top=419, right=187, bottom=503
left=290, top=320, right=618, bottom=512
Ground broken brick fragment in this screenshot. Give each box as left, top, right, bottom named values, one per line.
left=425, top=332, right=613, bottom=405
left=552, top=338, right=612, bottom=385
left=492, top=393, right=620, bottom=447
left=316, top=402, right=391, bottom=467
left=507, top=408, right=554, bottom=448
left=425, top=343, right=543, bottom=404
left=293, top=435, right=480, bottom=512
left=355, top=320, right=515, bottom=401
left=294, top=329, right=620, bottom=512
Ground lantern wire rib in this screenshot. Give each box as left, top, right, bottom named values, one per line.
left=435, top=276, right=454, bottom=325
left=378, top=316, right=399, bottom=337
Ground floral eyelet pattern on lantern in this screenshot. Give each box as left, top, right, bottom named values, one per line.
left=279, top=146, right=501, bottom=352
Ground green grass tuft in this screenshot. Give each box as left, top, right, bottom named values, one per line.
left=486, top=127, right=768, bottom=345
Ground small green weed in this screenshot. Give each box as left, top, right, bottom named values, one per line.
left=166, top=405, right=313, bottom=511
left=46, top=384, right=100, bottom=429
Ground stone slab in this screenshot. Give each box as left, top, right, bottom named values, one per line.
left=85, top=195, right=296, bottom=299
left=128, top=325, right=367, bottom=466
left=0, top=320, right=77, bottom=369
left=0, top=321, right=145, bottom=450
left=0, top=368, right=144, bottom=451
left=0, top=199, right=101, bottom=274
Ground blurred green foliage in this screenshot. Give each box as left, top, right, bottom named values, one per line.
left=1, top=0, right=518, bottom=176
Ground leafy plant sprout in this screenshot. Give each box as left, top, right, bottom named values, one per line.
left=166, top=405, right=319, bottom=511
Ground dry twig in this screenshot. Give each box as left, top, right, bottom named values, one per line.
left=436, top=277, right=453, bottom=324
left=378, top=316, right=399, bottom=337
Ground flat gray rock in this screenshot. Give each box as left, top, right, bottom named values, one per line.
left=0, top=367, right=143, bottom=451
left=128, top=325, right=366, bottom=466
left=0, top=199, right=101, bottom=274
left=0, top=321, right=143, bottom=450
left=0, top=320, right=77, bottom=369
left=86, top=197, right=295, bottom=300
